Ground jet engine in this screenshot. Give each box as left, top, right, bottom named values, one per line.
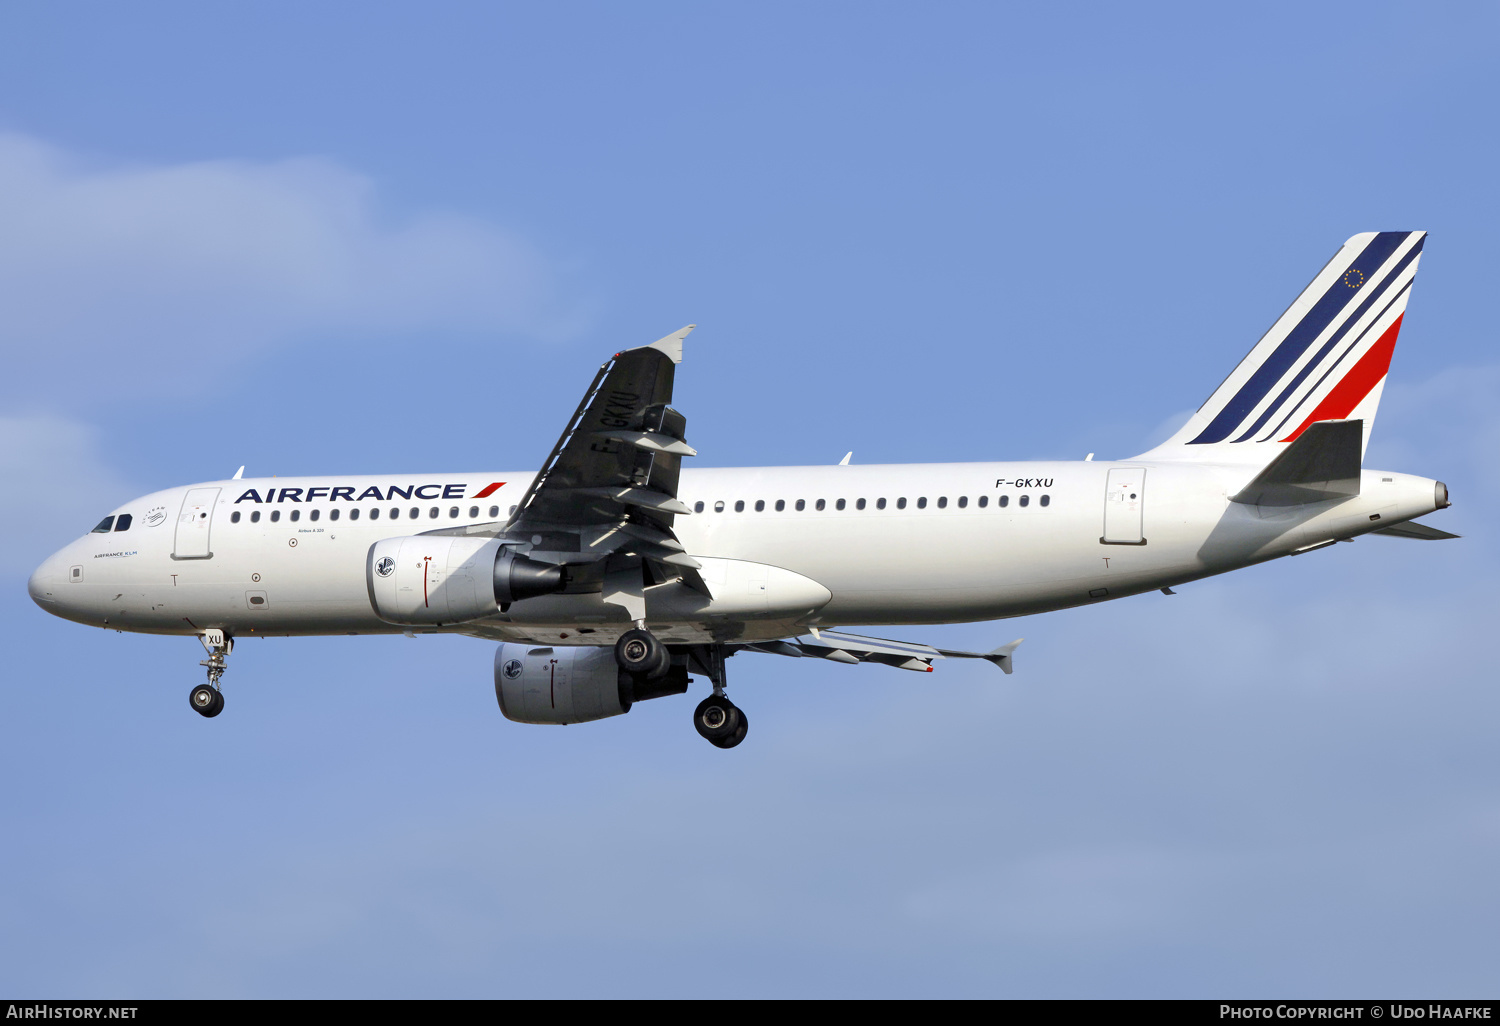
left=494, top=643, right=689, bottom=725
left=367, top=536, right=565, bottom=626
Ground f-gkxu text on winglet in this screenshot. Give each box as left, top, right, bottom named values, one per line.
left=28, top=232, right=1453, bottom=748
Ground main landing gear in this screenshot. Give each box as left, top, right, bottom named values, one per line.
left=190, top=629, right=231, bottom=719
left=613, top=628, right=749, bottom=749
left=693, top=694, right=748, bottom=749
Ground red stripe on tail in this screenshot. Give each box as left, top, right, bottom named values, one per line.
left=1279, top=314, right=1403, bottom=443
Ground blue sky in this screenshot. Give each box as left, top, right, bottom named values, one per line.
left=1, top=2, right=1497, bottom=997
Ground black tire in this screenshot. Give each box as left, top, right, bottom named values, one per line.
left=615, top=629, right=670, bottom=679
left=693, top=695, right=740, bottom=741
left=190, top=684, right=223, bottom=719
left=711, top=708, right=749, bottom=749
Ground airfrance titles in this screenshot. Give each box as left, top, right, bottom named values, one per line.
left=235, top=483, right=474, bottom=504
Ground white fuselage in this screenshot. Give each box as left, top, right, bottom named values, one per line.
left=27, top=461, right=1444, bottom=644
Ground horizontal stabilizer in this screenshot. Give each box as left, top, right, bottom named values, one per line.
left=1371, top=519, right=1460, bottom=540
left=1231, top=420, right=1362, bottom=506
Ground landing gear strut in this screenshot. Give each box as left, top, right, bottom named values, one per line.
left=191, top=629, right=231, bottom=719
left=688, top=643, right=748, bottom=749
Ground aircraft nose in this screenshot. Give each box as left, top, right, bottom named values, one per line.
left=27, top=552, right=65, bottom=609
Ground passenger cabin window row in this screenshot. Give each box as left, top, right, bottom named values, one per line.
left=691, top=494, right=1051, bottom=513
left=227, top=504, right=511, bottom=525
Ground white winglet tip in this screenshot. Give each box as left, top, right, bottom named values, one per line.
left=839, top=452, right=853, bottom=466
left=232, top=466, right=245, bottom=480
left=647, top=324, right=695, bottom=364
left=987, top=638, right=1024, bottom=674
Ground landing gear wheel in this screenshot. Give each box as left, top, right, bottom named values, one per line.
left=693, top=694, right=741, bottom=742
left=190, top=684, right=224, bottom=718
left=616, top=628, right=670, bottom=679
left=710, top=708, right=748, bottom=749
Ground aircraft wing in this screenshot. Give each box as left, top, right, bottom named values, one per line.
left=737, top=630, right=1024, bottom=674
left=426, top=325, right=706, bottom=611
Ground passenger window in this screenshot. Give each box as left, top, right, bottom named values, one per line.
left=957, top=496, right=967, bottom=508
left=978, top=496, right=988, bottom=508
left=469, top=506, right=479, bottom=518
left=1019, top=495, right=1030, bottom=507
left=290, top=510, right=301, bottom=522
left=251, top=510, right=261, bottom=523
left=114, top=514, right=133, bottom=531
left=815, top=499, right=826, bottom=511
left=350, top=509, right=360, bottom=521
left=734, top=500, right=745, bottom=512
left=755, top=499, right=765, bottom=512
left=230, top=511, right=241, bottom=524
left=409, top=508, right=419, bottom=519
left=309, top=510, right=319, bottom=522
left=897, top=497, right=907, bottom=509
left=271, top=510, right=281, bottom=523
left=329, top=509, right=340, bottom=521
left=937, top=497, right=947, bottom=509
left=91, top=516, right=115, bottom=533
left=449, top=507, right=459, bottom=518
left=857, top=498, right=867, bottom=510
left=795, top=499, right=805, bottom=511
left=917, top=497, right=927, bottom=509
left=490, top=506, right=500, bottom=518
left=775, top=499, right=785, bottom=512
left=877, top=498, right=886, bottom=509
left=836, top=498, right=846, bottom=510
left=429, top=507, right=439, bottom=518
left=694, top=501, right=705, bottom=513
left=509, top=506, right=517, bottom=515
left=369, top=509, right=380, bottom=521
left=1040, top=494, right=1050, bottom=507
left=714, top=500, right=725, bottom=512
left=999, top=495, right=1009, bottom=508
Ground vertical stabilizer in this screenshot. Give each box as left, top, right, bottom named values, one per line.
left=1137, top=231, right=1425, bottom=465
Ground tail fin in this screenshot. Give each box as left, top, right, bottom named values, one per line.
left=1138, top=231, right=1425, bottom=464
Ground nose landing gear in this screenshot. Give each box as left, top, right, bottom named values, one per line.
left=189, top=683, right=224, bottom=718
left=191, top=629, right=231, bottom=719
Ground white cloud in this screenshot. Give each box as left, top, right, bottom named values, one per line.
left=0, top=133, right=578, bottom=400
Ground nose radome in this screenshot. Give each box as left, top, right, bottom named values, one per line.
left=27, top=552, right=65, bottom=608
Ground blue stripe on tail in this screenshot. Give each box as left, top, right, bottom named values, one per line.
left=1188, top=231, right=1411, bottom=444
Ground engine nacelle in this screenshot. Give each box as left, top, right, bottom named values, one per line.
left=494, top=643, right=689, bottom=725
left=367, top=536, right=564, bottom=626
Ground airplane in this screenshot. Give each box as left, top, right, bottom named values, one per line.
left=27, top=231, right=1456, bottom=748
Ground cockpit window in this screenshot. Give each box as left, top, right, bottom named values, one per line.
left=114, top=514, right=133, bottom=532
left=91, top=516, right=115, bottom=533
